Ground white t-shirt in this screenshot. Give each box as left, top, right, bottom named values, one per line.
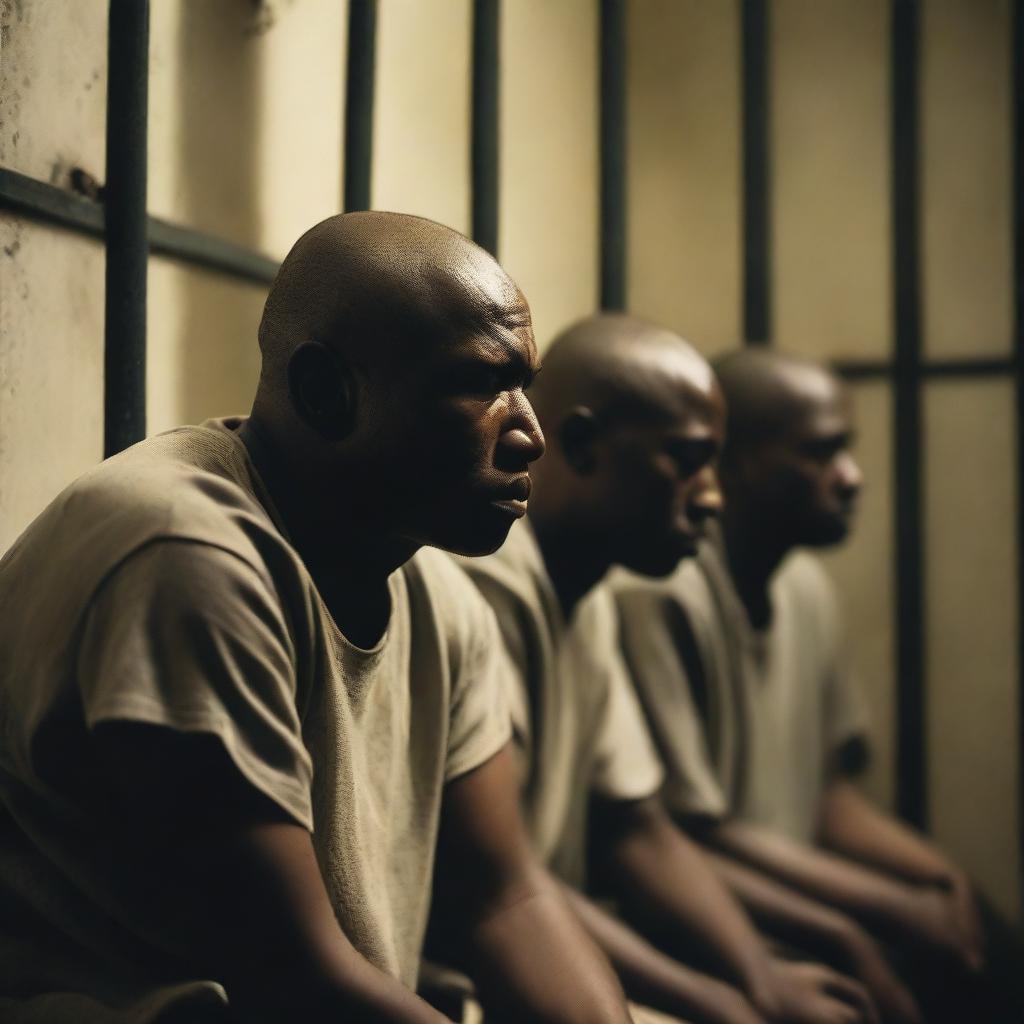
left=457, top=520, right=664, bottom=889
left=613, top=530, right=869, bottom=843
left=0, top=418, right=511, bottom=1022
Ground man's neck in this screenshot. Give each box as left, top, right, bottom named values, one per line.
left=238, top=417, right=417, bottom=648
left=721, top=512, right=791, bottom=631
left=529, top=514, right=609, bottom=620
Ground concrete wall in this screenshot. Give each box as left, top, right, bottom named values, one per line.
left=1, top=0, right=1019, bottom=917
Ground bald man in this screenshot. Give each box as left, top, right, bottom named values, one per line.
left=0, top=213, right=631, bottom=1024
left=456, top=317, right=877, bottom=1024
left=614, top=349, right=1023, bottom=1022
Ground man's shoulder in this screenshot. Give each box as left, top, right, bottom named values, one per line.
left=451, top=522, right=548, bottom=618
left=403, top=547, right=501, bottom=638
left=0, top=426, right=289, bottom=613
left=609, top=554, right=717, bottom=626
left=775, top=551, right=840, bottom=617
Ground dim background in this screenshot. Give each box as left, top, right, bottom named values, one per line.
left=1, top=0, right=1020, bottom=922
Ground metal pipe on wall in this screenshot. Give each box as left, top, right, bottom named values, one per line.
left=891, top=0, right=927, bottom=830
left=599, top=0, right=626, bottom=311
left=741, top=0, right=770, bottom=346
left=344, top=0, right=378, bottom=213
left=104, top=0, right=150, bottom=458
left=471, top=0, right=500, bottom=257
left=103, top=0, right=149, bottom=456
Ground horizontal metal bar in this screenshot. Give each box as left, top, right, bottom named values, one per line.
left=0, top=167, right=105, bottom=238
left=835, top=356, right=1019, bottom=381
left=0, top=166, right=279, bottom=286
left=148, top=217, right=278, bottom=285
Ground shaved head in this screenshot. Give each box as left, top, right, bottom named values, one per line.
left=529, top=313, right=717, bottom=429
left=257, top=211, right=526, bottom=389
left=712, top=348, right=840, bottom=456
left=245, top=210, right=544, bottom=562
left=527, top=313, right=725, bottom=581
left=711, top=348, right=862, bottom=549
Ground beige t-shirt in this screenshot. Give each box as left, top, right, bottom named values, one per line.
left=0, top=419, right=511, bottom=1023
left=457, top=521, right=663, bottom=889
left=613, top=531, right=869, bottom=843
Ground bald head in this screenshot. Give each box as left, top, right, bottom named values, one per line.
left=526, top=314, right=724, bottom=582
left=713, top=348, right=841, bottom=458
left=529, top=313, right=717, bottom=430
left=257, top=211, right=526, bottom=387
left=711, top=348, right=862, bottom=549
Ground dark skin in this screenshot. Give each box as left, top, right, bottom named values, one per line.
left=521, top=316, right=877, bottom=1024
left=697, top=349, right=984, bottom=1021
left=91, top=212, right=631, bottom=1024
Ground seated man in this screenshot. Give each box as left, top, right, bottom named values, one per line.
left=0, top=212, right=633, bottom=1024
left=615, top=348, right=1019, bottom=1022
left=455, top=315, right=877, bottom=1024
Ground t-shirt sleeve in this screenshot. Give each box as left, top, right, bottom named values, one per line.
left=444, top=589, right=514, bottom=783
left=810, top=564, right=871, bottom=769
left=823, top=659, right=871, bottom=765
left=614, top=581, right=730, bottom=820
left=76, top=540, right=314, bottom=830
left=586, top=590, right=664, bottom=803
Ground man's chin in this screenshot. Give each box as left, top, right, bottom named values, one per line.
left=621, top=541, right=698, bottom=579
left=802, top=518, right=852, bottom=548
left=426, top=518, right=516, bottom=559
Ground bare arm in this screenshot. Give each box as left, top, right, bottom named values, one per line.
left=561, top=885, right=767, bottom=1024
left=819, top=781, right=984, bottom=972
left=594, top=798, right=878, bottom=1024
left=432, top=746, right=633, bottom=1024
left=819, top=782, right=959, bottom=885
left=95, top=722, right=451, bottom=1024
left=706, top=817, right=980, bottom=971
left=705, top=852, right=921, bottom=1024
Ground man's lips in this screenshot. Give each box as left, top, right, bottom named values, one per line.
left=487, top=476, right=531, bottom=517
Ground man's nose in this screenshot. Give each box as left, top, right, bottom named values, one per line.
left=498, top=391, right=546, bottom=467
left=835, top=451, right=863, bottom=496
left=687, top=465, right=724, bottom=521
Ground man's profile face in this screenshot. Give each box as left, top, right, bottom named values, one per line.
left=745, top=376, right=862, bottom=547
left=594, top=385, right=725, bottom=578
left=363, top=281, right=545, bottom=556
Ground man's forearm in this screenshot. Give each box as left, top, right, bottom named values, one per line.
left=563, top=885, right=763, bottom=1024
left=706, top=819, right=944, bottom=942
left=818, top=782, right=957, bottom=885
left=466, top=870, right=633, bottom=1024
left=602, top=804, right=779, bottom=1007
left=704, top=849, right=862, bottom=956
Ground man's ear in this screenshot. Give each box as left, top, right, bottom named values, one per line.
left=287, top=341, right=356, bottom=441
left=559, top=406, right=599, bottom=474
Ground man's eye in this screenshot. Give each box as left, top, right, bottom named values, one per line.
left=801, top=440, right=844, bottom=462
left=665, top=441, right=715, bottom=475
left=450, top=367, right=504, bottom=396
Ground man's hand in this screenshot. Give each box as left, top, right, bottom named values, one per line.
left=685, top=979, right=768, bottom=1024
left=750, top=961, right=880, bottom=1024
left=911, top=877, right=985, bottom=974
left=945, top=870, right=985, bottom=972
left=839, top=926, right=921, bottom=1024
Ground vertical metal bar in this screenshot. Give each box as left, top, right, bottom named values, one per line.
left=741, top=0, right=770, bottom=345
left=599, top=0, right=626, bottom=311
left=344, top=0, right=378, bottom=212
left=471, top=0, right=500, bottom=255
left=104, top=0, right=150, bottom=457
left=1013, top=0, right=1024, bottom=913
left=891, top=0, right=927, bottom=828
